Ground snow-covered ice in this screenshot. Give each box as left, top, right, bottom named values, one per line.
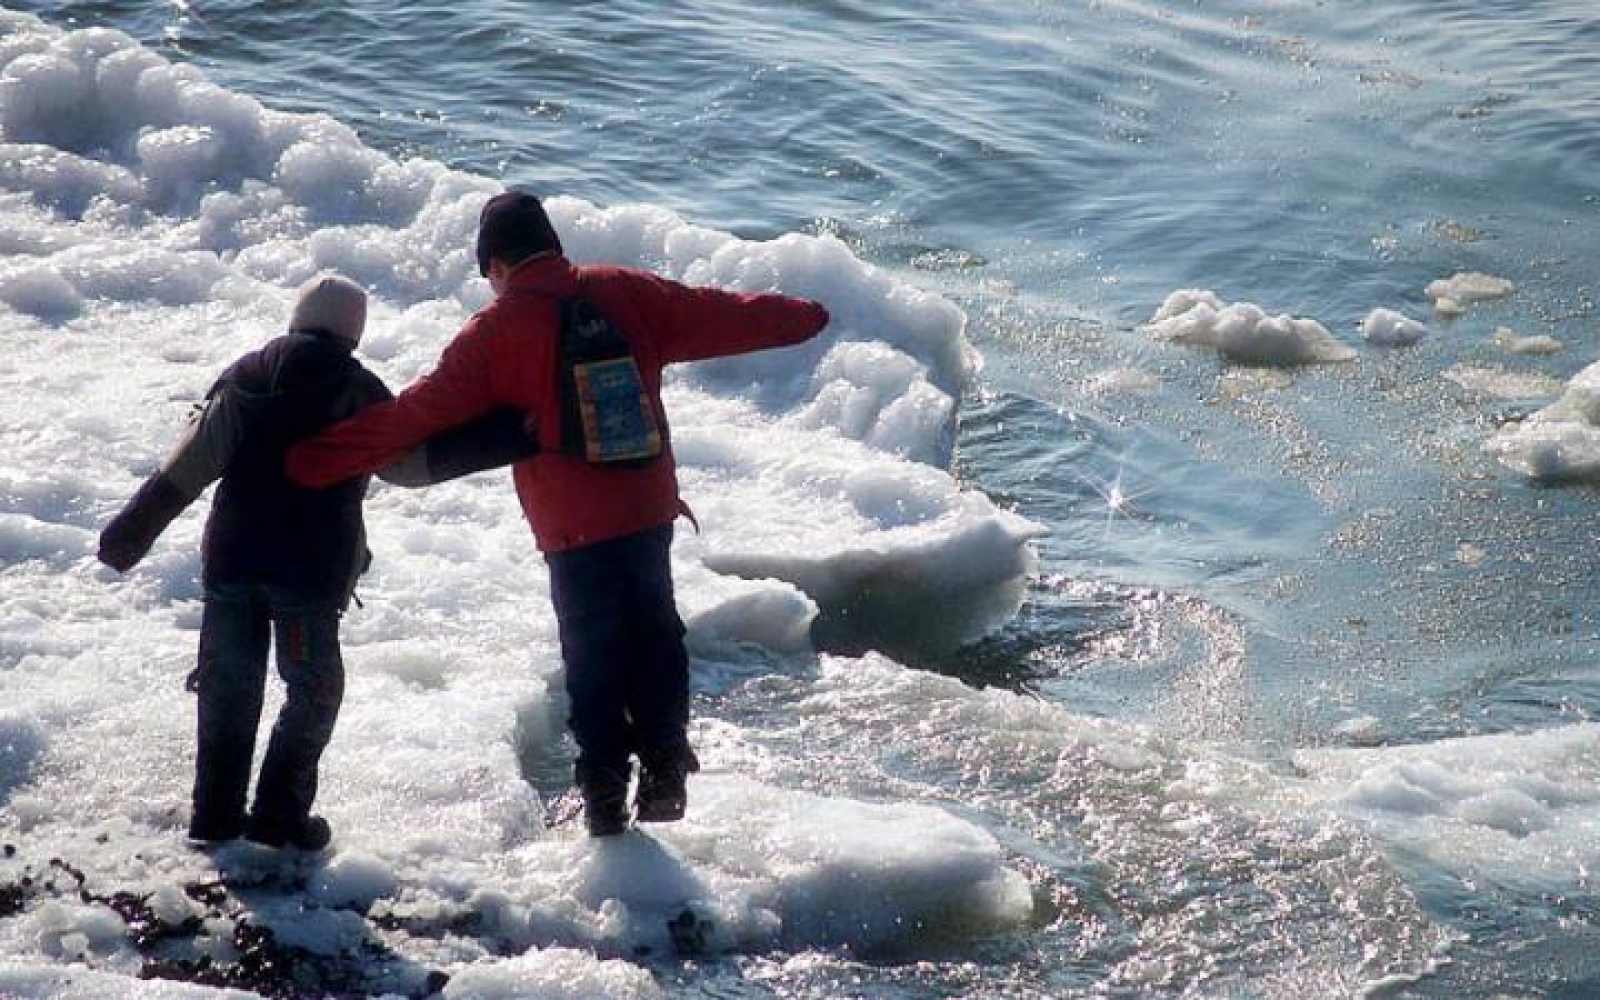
left=1291, top=724, right=1600, bottom=889
left=0, top=14, right=1037, bottom=995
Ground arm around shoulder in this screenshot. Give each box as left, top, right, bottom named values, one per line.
left=289, top=318, right=505, bottom=488
left=376, top=407, right=540, bottom=487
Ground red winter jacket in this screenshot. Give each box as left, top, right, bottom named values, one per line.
left=285, top=254, right=829, bottom=552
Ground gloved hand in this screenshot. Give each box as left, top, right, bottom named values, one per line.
left=97, top=474, right=190, bottom=573
left=98, top=515, right=154, bottom=572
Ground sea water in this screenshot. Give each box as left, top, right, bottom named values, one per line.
left=0, top=2, right=1597, bottom=998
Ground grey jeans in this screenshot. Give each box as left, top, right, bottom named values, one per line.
left=190, top=582, right=344, bottom=835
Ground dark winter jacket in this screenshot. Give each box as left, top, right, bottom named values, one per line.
left=204, top=331, right=387, bottom=597
left=99, top=331, right=539, bottom=600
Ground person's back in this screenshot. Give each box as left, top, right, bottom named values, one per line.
left=201, top=330, right=385, bottom=601
left=100, top=273, right=383, bottom=850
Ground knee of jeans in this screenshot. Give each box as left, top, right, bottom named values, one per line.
left=197, top=673, right=266, bottom=714
left=292, top=669, right=344, bottom=710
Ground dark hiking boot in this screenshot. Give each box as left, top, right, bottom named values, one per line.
left=245, top=813, right=332, bottom=851
left=637, top=749, right=699, bottom=824
left=576, top=760, right=632, bottom=837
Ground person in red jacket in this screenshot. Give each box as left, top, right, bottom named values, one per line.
left=287, top=190, right=830, bottom=835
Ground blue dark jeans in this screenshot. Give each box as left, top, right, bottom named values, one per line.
left=545, top=525, right=691, bottom=779
left=190, top=582, right=344, bottom=837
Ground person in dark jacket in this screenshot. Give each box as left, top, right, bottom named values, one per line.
left=99, top=273, right=534, bottom=850
left=287, top=192, right=830, bottom=836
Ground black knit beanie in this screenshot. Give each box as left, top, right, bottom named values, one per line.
left=476, top=190, right=563, bottom=277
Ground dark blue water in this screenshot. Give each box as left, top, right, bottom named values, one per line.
left=19, top=1, right=1600, bottom=996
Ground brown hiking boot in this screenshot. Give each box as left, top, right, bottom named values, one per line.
left=637, top=749, right=699, bottom=823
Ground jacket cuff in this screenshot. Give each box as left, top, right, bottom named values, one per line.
left=98, top=473, right=190, bottom=571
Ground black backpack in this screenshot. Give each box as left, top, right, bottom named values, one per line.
left=557, top=298, right=665, bottom=466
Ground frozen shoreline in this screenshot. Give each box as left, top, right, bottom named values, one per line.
left=0, top=13, right=1038, bottom=997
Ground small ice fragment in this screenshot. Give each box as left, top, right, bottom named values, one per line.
left=1361, top=308, right=1428, bottom=346
left=1424, top=271, right=1514, bottom=309
left=1493, top=327, right=1563, bottom=355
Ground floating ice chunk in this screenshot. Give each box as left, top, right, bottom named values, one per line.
left=1332, top=715, right=1383, bottom=745
left=1485, top=360, right=1600, bottom=479
left=1485, top=420, right=1600, bottom=480
left=1424, top=271, right=1514, bottom=314
left=494, top=770, right=1032, bottom=957
left=1294, top=723, right=1600, bottom=884
left=1442, top=364, right=1563, bottom=401
left=676, top=566, right=817, bottom=657
left=442, top=947, right=663, bottom=1000
left=1143, top=289, right=1355, bottom=365
left=679, top=411, right=1043, bottom=659
left=693, top=775, right=1033, bottom=950
left=1431, top=296, right=1465, bottom=319
left=1493, top=326, right=1563, bottom=355
left=1360, top=307, right=1428, bottom=346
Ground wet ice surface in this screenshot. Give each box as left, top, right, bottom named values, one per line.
left=0, top=14, right=1036, bottom=997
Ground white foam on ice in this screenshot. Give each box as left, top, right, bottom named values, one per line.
left=1142, top=289, right=1357, bottom=365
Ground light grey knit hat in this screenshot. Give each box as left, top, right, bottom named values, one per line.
left=288, top=272, right=367, bottom=347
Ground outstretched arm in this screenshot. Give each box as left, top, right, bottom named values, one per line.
left=98, top=391, right=245, bottom=571
left=644, top=273, right=830, bottom=363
